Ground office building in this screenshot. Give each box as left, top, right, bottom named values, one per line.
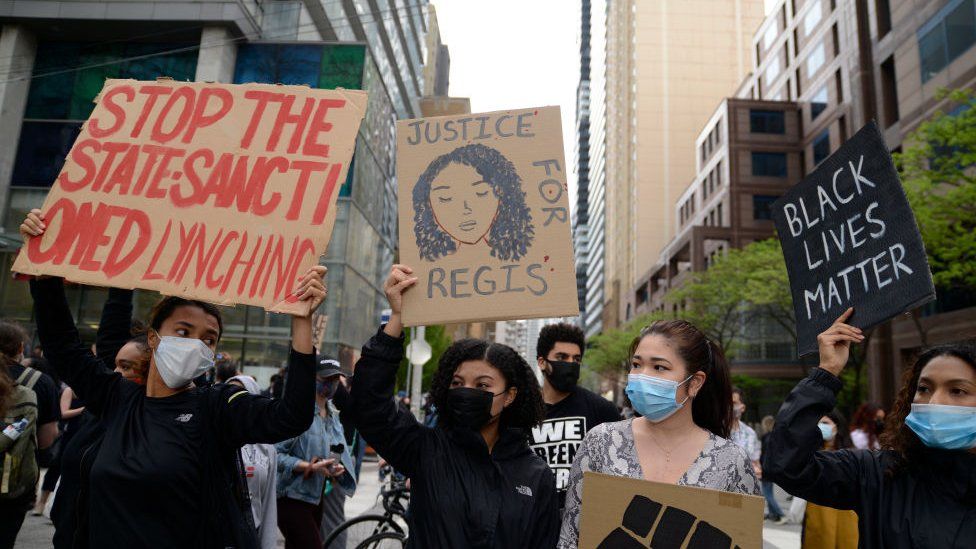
left=595, top=0, right=765, bottom=332
left=0, top=0, right=437, bottom=381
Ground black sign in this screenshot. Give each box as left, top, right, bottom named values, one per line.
left=772, top=121, right=935, bottom=356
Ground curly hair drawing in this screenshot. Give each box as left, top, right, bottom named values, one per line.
left=412, top=143, right=534, bottom=262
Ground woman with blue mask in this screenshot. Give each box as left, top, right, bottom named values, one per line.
left=558, top=320, right=760, bottom=548
left=803, top=410, right=859, bottom=549
left=764, top=308, right=976, bottom=548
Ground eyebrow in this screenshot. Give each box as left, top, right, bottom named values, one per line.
left=472, top=180, right=489, bottom=186
left=432, top=185, right=450, bottom=191
left=632, top=355, right=672, bottom=365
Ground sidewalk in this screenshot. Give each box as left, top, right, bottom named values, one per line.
left=762, top=484, right=802, bottom=549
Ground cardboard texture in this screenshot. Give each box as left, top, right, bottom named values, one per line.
left=772, top=121, right=935, bottom=356
left=12, top=79, right=366, bottom=315
left=396, top=106, right=579, bottom=326
left=579, top=472, right=764, bottom=549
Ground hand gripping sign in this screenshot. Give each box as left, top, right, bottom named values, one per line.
left=396, top=106, right=580, bottom=326
left=772, top=121, right=935, bottom=356
left=12, top=79, right=366, bottom=316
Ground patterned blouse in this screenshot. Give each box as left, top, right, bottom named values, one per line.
left=557, top=419, right=761, bottom=548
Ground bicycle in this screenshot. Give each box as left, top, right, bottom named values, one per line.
left=323, top=468, right=410, bottom=548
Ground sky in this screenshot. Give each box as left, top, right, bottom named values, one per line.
left=434, top=0, right=779, bottom=210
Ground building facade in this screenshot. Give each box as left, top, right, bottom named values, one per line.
left=594, top=0, right=765, bottom=333
left=0, top=0, right=437, bottom=382
left=572, top=0, right=592, bottom=327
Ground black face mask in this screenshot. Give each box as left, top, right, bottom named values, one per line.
left=874, top=418, right=885, bottom=433
left=545, top=360, right=580, bottom=393
left=446, top=387, right=503, bottom=430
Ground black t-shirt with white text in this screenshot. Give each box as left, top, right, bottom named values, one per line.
left=529, top=386, right=620, bottom=504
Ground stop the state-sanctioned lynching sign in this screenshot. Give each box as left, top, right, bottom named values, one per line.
left=772, top=121, right=935, bottom=356
left=12, top=79, right=366, bottom=316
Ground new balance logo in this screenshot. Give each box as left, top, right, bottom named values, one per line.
left=175, top=413, right=193, bottom=423
left=515, top=485, right=533, bottom=497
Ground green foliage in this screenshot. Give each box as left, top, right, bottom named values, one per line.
left=894, top=88, right=976, bottom=290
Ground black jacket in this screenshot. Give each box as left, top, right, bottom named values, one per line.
left=350, top=327, right=560, bottom=549
left=31, top=278, right=315, bottom=548
left=764, top=367, right=976, bottom=548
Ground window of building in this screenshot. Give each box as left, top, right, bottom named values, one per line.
left=766, top=57, right=782, bottom=86
left=813, top=130, right=831, bottom=165
left=876, top=0, right=892, bottom=37
left=804, top=0, right=823, bottom=36
left=811, top=84, right=829, bottom=120
left=835, top=69, right=845, bottom=102
left=717, top=203, right=723, bottom=225
left=832, top=23, right=840, bottom=55
left=918, top=0, right=976, bottom=83
left=881, top=56, right=900, bottom=126
left=806, top=41, right=826, bottom=77
left=752, top=152, right=788, bottom=177
left=753, top=195, right=780, bottom=220
left=764, top=22, right=779, bottom=49
left=750, top=109, right=786, bottom=133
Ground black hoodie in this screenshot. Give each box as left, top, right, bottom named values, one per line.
left=764, top=367, right=976, bottom=548
left=350, top=327, right=560, bottom=549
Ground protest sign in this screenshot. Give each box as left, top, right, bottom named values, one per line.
left=396, top=106, right=579, bottom=326
left=772, top=121, right=935, bottom=356
left=12, top=79, right=366, bottom=315
left=579, top=472, right=763, bottom=548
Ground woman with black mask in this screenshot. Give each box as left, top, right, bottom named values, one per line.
left=350, top=265, right=559, bottom=548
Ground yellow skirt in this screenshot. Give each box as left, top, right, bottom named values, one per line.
left=803, top=503, right=859, bottom=549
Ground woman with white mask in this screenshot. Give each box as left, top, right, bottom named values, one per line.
left=764, top=309, right=976, bottom=548
left=20, top=209, right=325, bottom=549
left=558, top=320, right=760, bottom=548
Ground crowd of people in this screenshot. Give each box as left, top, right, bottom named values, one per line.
left=0, top=210, right=973, bottom=548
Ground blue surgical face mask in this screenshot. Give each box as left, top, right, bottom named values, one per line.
left=625, top=374, right=693, bottom=423
left=818, top=422, right=836, bottom=442
left=905, top=403, right=976, bottom=450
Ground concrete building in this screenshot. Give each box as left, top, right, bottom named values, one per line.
left=583, top=0, right=608, bottom=338
left=595, top=0, right=765, bottom=332
left=0, top=0, right=437, bottom=381
left=572, top=0, right=592, bottom=327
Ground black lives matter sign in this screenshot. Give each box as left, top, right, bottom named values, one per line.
left=773, top=122, right=935, bottom=356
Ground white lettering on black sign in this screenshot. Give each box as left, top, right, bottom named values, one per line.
left=772, top=121, right=935, bottom=356
left=530, top=416, right=586, bottom=491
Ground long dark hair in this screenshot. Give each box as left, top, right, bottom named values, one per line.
left=429, top=338, right=544, bottom=432
left=823, top=408, right=853, bottom=450
left=630, top=320, right=734, bottom=438
left=412, top=143, right=534, bottom=262
left=850, top=402, right=883, bottom=448
left=881, top=342, right=976, bottom=474
left=0, top=321, right=27, bottom=418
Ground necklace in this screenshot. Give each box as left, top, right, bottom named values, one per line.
left=646, top=428, right=673, bottom=464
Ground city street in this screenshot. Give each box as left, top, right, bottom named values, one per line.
left=17, top=460, right=799, bottom=548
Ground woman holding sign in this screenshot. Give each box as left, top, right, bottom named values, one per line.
left=558, top=320, right=760, bottom=548
left=349, top=265, right=559, bottom=548
left=21, top=209, right=324, bottom=549
left=764, top=308, right=976, bottom=548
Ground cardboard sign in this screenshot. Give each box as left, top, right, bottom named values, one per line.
left=579, top=472, right=763, bottom=548
left=772, top=122, right=935, bottom=356
left=12, top=79, right=366, bottom=315
left=396, top=106, right=579, bottom=326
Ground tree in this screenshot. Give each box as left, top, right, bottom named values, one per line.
left=895, top=88, right=976, bottom=291
left=396, top=324, right=453, bottom=395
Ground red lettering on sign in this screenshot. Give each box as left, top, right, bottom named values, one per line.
left=285, top=161, right=328, bottom=220
left=101, top=145, right=141, bottom=195
left=311, top=163, right=344, bottom=225
left=240, top=91, right=276, bottom=150
left=171, top=149, right=213, bottom=207
left=268, top=95, right=315, bottom=154
left=205, top=230, right=239, bottom=289
left=103, top=209, right=151, bottom=278
left=182, top=88, right=233, bottom=143
left=131, top=85, right=172, bottom=139
left=142, top=220, right=173, bottom=281
left=59, top=140, right=99, bottom=192
left=228, top=234, right=263, bottom=296
left=303, top=99, right=346, bottom=158
left=25, top=198, right=76, bottom=264
left=89, top=85, right=134, bottom=139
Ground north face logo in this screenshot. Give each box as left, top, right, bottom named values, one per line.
left=597, top=495, right=740, bottom=549
left=515, top=485, right=533, bottom=497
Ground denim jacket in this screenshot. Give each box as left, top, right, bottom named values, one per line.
left=275, top=401, right=357, bottom=504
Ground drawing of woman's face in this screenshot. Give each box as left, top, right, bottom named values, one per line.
left=429, top=163, right=499, bottom=245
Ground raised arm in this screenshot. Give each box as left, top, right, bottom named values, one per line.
left=217, top=266, right=326, bottom=447
left=762, top=309, right=871, bottom=511
left=349, top=265, right=429, bottom=478
left=95, top=287, right=135, bottom=370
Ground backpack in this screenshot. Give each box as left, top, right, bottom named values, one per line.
left=0, top=367, right=40, bottom=500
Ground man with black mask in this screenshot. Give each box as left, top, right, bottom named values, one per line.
left=529, top=323, right=620, bottom=509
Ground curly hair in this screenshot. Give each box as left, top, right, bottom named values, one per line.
left=412, top=143, right=534, bottom=262
left=881, top=342, right=976, bottom=475
left=536, top=322, right=585, bottom=360
left=429, top=338, right=544, bottom=432
left=630, top=320, right=734, bottom=438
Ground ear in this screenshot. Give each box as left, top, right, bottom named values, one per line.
left=537, top=357, right=549, bottom=373
left=504, top=386, right=518, bottom=408
left=147, top=329, right=160, bottom=351
left=688, top=371, right=707, bottom=398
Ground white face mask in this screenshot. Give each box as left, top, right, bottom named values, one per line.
left=153, top=335, right=215, bottom=389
